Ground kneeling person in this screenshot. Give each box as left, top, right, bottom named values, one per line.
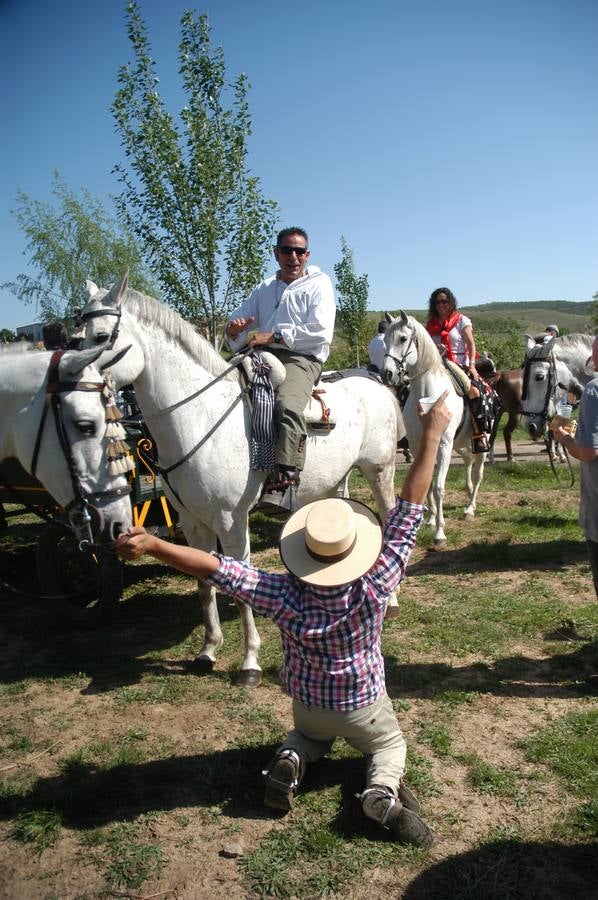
left=114, top=394, right=451, bottom=847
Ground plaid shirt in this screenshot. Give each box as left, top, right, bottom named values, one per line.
left=207, top=498, right=423, bottom=712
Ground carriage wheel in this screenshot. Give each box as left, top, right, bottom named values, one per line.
left=35, top=523, right=123, bottom=625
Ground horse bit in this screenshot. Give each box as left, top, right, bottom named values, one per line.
left=30, top=350, right=131, bottom=550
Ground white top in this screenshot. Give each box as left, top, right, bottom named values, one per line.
left=227, top=266, right=336, bottom=363
left=367, top=333, right=387, bottom=371
left=429, top=313, right=473, bottom=366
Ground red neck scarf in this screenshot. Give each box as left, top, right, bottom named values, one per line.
left=426, top=311, right=462, bottom=362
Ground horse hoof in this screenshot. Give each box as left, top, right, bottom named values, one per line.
left=188, top=656, right=215, bottom=675
left=431, top=540, right=447, bottom=551
left=464, top=512, right=475, bottom=521
left=235, top=669, right=262, bottom=688
left=385, top=605, right=401, bottom=620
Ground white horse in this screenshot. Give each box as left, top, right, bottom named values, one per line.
left=381, top=312, right=487, bottom=547
left=520, top=333, right=594, bottom=441
left=82, top=276, right=404, bottom=686
left=0, top=344, right=133, bottom=544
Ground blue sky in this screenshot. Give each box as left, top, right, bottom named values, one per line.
left=1, top=0, right=596, bottom=332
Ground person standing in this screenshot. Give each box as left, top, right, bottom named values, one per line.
left=425, top=287, right=490, bottom=452
left=114, top=394, right=452, bottom=848
left=552, top=334, right=598, bottom=597
left=225, top=227, right=336, bottom=493
left=367, top=320, right=388, bottom=373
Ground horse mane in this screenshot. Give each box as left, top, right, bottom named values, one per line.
left=391, top=315, right=445, bottom=374
left=100, top=287, right=237, bottom=381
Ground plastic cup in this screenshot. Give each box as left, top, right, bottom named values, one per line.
left=419, top=396, right=438, bottom=413
left=552, top=414, right=576, bottom=435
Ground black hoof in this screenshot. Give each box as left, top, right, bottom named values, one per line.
left=188, top=656, right=215, bottom=675
left=235, top=668, right=262, bottom=688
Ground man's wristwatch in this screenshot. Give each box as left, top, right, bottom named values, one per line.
left=272, top=330, right=283, bottom=344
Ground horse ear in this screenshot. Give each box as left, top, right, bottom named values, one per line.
left=384, top=311, right=393, bottom=324
left=399, top=310, right=408, bottom=325
left=86, top=279, right=100, bottom=299
left=98, top=345, right=132, bottom=373
left=106, top=272, right=129, bottom=307
left=524, top=334, right=536, bottom=354
left=60, top=346, right=105, bottom=377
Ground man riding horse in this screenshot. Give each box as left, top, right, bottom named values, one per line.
left=225, top=227, right=336, bottom=497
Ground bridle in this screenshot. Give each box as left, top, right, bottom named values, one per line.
left=521, top=351, right=556, bottom=422
left=383, top=325, right=417, bottom=383
left=30, top=351, right=131, bottom=549
left=80, top=301, right=255, bottom=506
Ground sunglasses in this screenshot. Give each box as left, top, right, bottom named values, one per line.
left=278, top=246, right=308, bottom=256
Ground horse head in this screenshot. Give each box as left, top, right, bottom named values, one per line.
left=521, top=334, right=581, bottom=440
left=82, top=273, right=145, bottom=388
left=381, top=311, right=418, bottom=386
left=3, top=348, right=133, bottom=545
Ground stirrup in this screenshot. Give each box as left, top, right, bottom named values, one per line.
left=471, top=435, right=489, bottom=454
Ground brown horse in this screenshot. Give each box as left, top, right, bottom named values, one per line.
left=487, top=368, right=523, bottom=462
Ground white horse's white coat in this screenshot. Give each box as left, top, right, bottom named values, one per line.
left=0, top=346, right=133, bottom=542
left=382, top=312, right=487, bottom=546
left=521, top=333, right=594, bottom=441
left=82, top=278, right=404, bottom=683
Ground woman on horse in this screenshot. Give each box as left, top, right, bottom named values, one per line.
left=425, top=287, right=490, bottom=453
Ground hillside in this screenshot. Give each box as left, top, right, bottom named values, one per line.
left=371, top=300, right=594, bottom=337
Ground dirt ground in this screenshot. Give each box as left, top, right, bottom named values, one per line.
left=0, top=439, right=596, bottom=899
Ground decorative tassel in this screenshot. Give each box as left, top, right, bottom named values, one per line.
left=106, top=420, right=127, bottom=439
left=105, top=402, right=124, bottom=422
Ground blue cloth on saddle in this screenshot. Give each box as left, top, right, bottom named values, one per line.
left=249, top=352, right=277, bottom=471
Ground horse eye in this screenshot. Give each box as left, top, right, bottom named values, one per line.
left=76, top=421, right=96, bottom=436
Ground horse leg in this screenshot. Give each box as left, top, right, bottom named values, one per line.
left=218, top=517, right=262, bottom=688
left=182, top=520, right=223, bottom=675
left=504, top=411, right=519, bottom=463
left=463, top=452, right=486, bottom=519
left=359, top=459, right=401, bottom=616
left=430, top=445, right=450, bottom=547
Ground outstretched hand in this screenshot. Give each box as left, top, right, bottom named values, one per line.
left=114, top=526, right=154, bottom=560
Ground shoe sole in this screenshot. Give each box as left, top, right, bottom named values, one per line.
left=391, top=807, right=434, bottom=849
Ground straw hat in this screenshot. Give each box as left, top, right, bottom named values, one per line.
left=279, top=498, right=383, bottom=587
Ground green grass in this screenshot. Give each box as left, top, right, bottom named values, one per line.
left=11, top=808, right=63, bottom=853
left=520, top=709, right=598, bottom=797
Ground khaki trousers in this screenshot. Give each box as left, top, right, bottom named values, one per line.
left=279, top=692, right=407, bottom=794
left=270, top=349, right=322, bottom=470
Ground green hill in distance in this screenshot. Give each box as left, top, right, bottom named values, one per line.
left=371, top=299, right=594, bottom=337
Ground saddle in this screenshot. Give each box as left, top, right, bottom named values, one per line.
left=241, top=352, right=336, bottom=431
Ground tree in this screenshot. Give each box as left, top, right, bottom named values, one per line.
left=2, top=172, right=157, bottom=321
left=333, top=236, right=370, bottom=367
left=0, top=329, right=15, bottom=343
left=111, top=1, right=277, bottom=345
left=591, top=290, right=598, bottom=329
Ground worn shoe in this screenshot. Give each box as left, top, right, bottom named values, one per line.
left=262, top=749, right=304, bottom=812
left=360, top=785, right=434, bottom=849
left=398, top=779, right=421, bottom=814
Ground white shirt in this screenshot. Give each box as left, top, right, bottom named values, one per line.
left=227, top=266, right=336, bottom=363
left=367, top=333, right=387, bottom=371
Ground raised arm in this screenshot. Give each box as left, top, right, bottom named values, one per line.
left=400, top=392, right=451, bottom=504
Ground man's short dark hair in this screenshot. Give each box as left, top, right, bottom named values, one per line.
left=276, top=226, right=308, bottom=248
left=377, top=320, right=388, bottom=334
left=42, top=321, right=68, bottom=350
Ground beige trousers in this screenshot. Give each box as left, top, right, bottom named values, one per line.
left=279, top=692, right=407, bottom=794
